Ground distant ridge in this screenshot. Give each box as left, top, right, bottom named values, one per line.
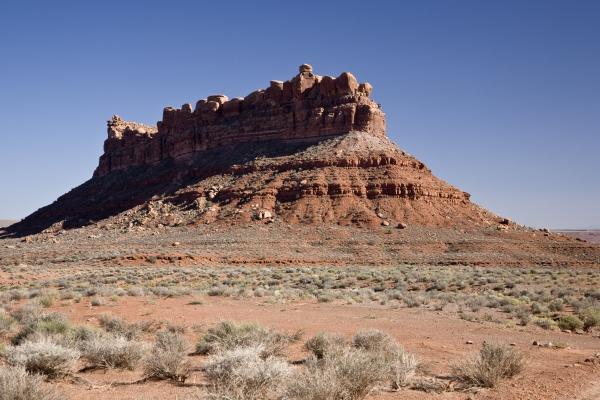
left=0, top=220, right=16, bottom=228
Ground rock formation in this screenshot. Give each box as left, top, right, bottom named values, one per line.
left=6, top=65, right=505, bottom=235
left=95, top=64, right=385, bottom=177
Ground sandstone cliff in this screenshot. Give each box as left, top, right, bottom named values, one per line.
left=95, top=64, right=385, bottom=177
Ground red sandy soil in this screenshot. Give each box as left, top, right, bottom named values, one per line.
left=43, top=296, right=600, bottom=400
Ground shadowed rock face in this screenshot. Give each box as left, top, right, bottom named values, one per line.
left=95, top=64, right=385, bottom=177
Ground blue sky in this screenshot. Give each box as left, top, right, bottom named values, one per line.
left=0, top=1, right=598, bottom=228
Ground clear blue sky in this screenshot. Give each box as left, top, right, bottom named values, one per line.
left=1, top=1, right=598, bottom=228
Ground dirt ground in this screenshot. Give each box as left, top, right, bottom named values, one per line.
left=43, top=295, right=600, bottom=400
left=1, top=223, right=599, bottom=399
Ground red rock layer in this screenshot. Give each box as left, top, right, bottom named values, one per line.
left=95, top=65, right=385, bottom=177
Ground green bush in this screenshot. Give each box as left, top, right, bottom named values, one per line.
left=579, top=307, right=600, bottom=330
left=557, top=315, right=584, bottom=331
left=534, top=318, right=556, bottom=330
left=11, top=313, right=70, bottom=345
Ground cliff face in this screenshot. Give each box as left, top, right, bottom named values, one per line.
left=95, top=64, right=385, bottom=177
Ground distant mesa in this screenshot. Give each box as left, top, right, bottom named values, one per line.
left=6, top=65, right=505, bottom=236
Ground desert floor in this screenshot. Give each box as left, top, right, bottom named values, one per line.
left=0, top=223, right=599, bottom=399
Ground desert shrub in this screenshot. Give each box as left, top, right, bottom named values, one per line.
left=548, top=299, right=564, bottom=311
left=143, top=331, right=190, bottom=382
left=5, top=289, right=29, bottom=302
left=90, top=297, right=104, bottom=306
left=196, top=321, right=300, bottom=358
left=38, top=293, right=55, bottom=308
left=207, top=285, right=228, bottom=297
left=97, top=313, right=142, bottom=339
left=403, top=294, right=425, bottom=308
left=81, top=333, right=147, bottom=369
left=352, top=329, right=393, bottom=352
left=388, top=344, right=419, bottom=389
left=126, top=286, right=145, bottom=296
left=351, top=330, right=417, bottom=389
left=66, top=325, right=99, bottom=345
left=58, top=290, right=75, bottom=300
left=204, top=345, right=291, bottom=400
left=530, top=302, right=547, bottom=315
left=579, top=307, right=600, bottom=330
left=534, top=317, right=556, bottom=330
left=585, top=289, right=600, bottom=300
left=5, top=337, right=79, bottom=378
left=451, top=342, right=524, bottom=388
left=12, top=313, right=71, bottom=345
left=558, top=315, right=584, bottom=331
left=10, top=302, right=42, bottom=324
left=0, top=366, right=64, bottom=400
left=149, top=286, right=191, bottom=298
left=515, top=309, right=531, bottom=326
left=305, top=332, right=346, bottom=359
left=0, top=311, right=15, bottom=335
left=286, top=347, right=389, bottom=400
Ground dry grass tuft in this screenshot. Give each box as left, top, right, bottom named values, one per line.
left=5, top=337, right=79, bottom=378
left=143, top=331, right=190, bottom=382
left=204, top=345, right=291, bottom=400
left=0, top=366, right=64, bottom=400
left=196, top=320, right=300, bottom=358
left=286, top=347, right=389, bottom=400
left=452, top=342, right=524, bottom=388
left=304, top=332, right=346, bottom=359
left=81, top=333, right=147, bottom=370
